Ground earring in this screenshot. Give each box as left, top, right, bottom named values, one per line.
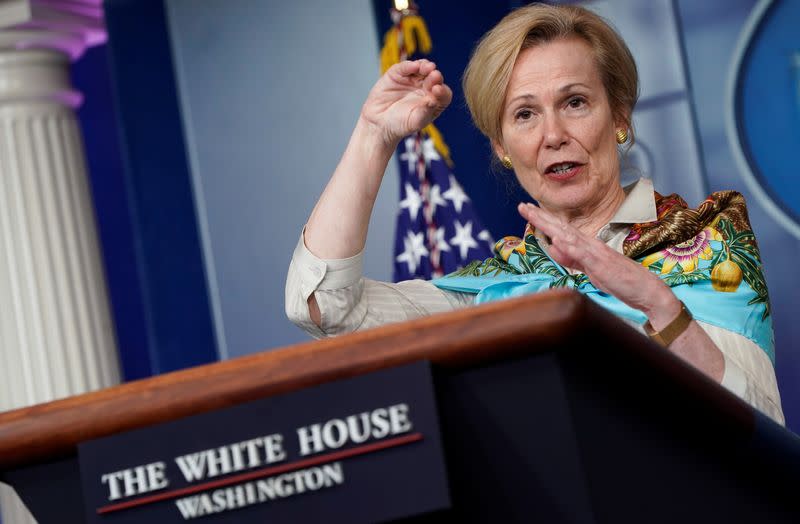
left=616, top=129, right=628, bottom=144
left=501, top=155, right=513, bottom=169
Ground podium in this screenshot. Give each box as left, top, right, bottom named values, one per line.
left=1, top=290, right=799, bottom=523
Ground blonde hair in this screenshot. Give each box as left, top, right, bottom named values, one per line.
left=462, top=3, right=639, bottom=147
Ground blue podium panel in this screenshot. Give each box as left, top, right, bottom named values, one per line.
left=78, top=362, right=449, bottom=523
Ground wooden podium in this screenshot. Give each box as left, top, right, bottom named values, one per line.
left=1, top=290, right=799, bottom=523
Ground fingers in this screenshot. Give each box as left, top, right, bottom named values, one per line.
left=389, top=60, right=449, bottom=95
left=517, top=203, right=562, bottom=237
left=392, top=60, right=447, bottom=95
left=397, top=60, right=451, bottom=111
left=422, top=67, right=442, bottom=91
left=375, top=59, right=451, bottom=132
left=516, top=207, right=678, bottom=316
left=517, top=203, right=595, bottom=269
left=518, top=203, right=571, bottom=249
left=417, top=59, right=437, bottom=77
left=429, top=82, right=452, bottom=111
left=392, top=59, right=436, bottom=79
left=393, top=59, right=422, bottom=77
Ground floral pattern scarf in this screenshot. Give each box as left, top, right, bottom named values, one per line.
left=433, top=190, right=775, bottom=363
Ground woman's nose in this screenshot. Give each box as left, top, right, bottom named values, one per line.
left=542, top=113, right=568, bottom=149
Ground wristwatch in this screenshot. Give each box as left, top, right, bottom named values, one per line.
left=643, top=301, right=693, bottom=346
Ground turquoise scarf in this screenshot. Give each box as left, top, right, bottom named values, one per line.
left=433, top=191, right=775, bottom=363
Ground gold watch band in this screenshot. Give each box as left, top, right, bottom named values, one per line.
left=643, top=301, right=693, bottom=346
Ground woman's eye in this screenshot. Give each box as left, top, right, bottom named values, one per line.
left=515, top=109, right=533, bottom=120
left=567, top=97, right=586, bottom=109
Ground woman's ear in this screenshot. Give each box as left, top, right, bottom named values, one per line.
left=491, top=139, right=506, bottom=162
left=614, top=112, right=631, bottom=134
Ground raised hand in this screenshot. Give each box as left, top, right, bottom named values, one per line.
left=517, top=201, right=724, bottom=381
left=360, top=59, right=453, bottom=148
left=516, top=202, right=681, bottom=320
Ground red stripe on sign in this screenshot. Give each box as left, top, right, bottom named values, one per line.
left=96, top=432, right=424, bottom=514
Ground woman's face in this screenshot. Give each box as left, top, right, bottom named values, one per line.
left=494, top=37, right=624, bottom=216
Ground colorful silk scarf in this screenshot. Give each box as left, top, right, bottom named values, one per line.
left=433, top=190, right=775, bottom=363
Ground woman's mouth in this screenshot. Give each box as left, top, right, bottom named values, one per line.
left=544, top=162, right=584, bottom=180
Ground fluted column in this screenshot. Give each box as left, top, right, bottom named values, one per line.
left=0, top=2, right=119, bottom=522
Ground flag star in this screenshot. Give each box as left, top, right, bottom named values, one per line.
left=442, top=175, right=470, bottom=213
left=430, top=226, right=451, bottom=273
left=399, top=137, right=419, bottom=173
left=421, top=137, right=441, bottom=165
left=433, top=226, right=451, bottom=253
left=396, top=231, right=429, bottom=274
left=399, top=183, right=422, bottom=221
left=478, top=229, right=494, bottom=246
left=428, top=184, right=447, bottom=216
left=450, top=220, right=478, bottom=260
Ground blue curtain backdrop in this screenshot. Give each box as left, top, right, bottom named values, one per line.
left=72, top=43, right=150, bottom=379
left=74, top=0, right=219, bottom=379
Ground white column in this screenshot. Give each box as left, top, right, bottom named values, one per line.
left=0, top=2, right=119, bottom=522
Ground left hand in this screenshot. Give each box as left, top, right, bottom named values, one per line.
left=517, top=203, right=725, bottom=383
left=517, top=203, right=681, bottom=326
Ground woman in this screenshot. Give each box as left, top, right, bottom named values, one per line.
left=285, top=4, right=783, bottom=424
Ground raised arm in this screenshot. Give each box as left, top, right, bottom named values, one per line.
left=304, top=59, right=452, bottom=259
left=299, top=60, right=452, bottom=325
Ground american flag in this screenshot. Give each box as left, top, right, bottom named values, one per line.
left=393, top=131, right=494, bottom=281
left=381, top=2, right=494, bottom=282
